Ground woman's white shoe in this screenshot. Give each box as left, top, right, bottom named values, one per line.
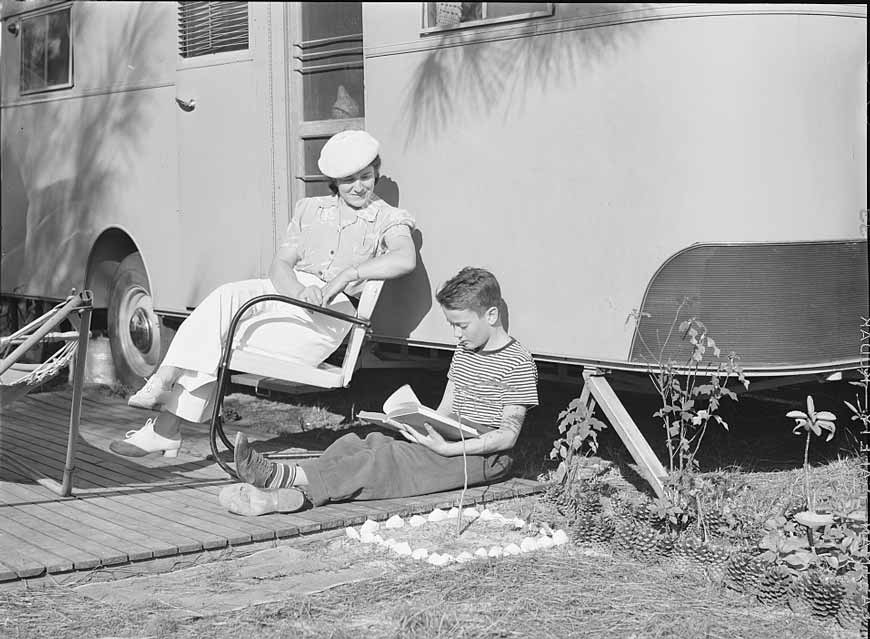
left=109, top=418, right=182, bottom=457
left=128, top=377, right=170, bottom=410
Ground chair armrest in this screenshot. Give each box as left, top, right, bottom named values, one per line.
left=233, top=294, right=371, bottom=328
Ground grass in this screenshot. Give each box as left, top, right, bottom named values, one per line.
left=0, top=538, right=855, bottom=639
left=4, top=373, right=866, bottom=638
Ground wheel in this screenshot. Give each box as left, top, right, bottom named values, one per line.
left=108, top=252, right=169, bottom=388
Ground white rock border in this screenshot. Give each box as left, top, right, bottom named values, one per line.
left=346, top=507, right=568, bottom=567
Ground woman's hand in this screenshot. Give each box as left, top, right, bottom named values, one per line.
left=298, top=285, right=324, bottom=306
left=320, top=267, right=357, bottom=305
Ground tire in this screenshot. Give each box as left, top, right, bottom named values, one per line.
left=107, top=252, right=170, bottom=388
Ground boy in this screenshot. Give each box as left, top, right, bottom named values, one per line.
left=219, top=267, right=538, bottom=516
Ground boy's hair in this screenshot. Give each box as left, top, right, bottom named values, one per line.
left=436, top=267, right=502, bottom=314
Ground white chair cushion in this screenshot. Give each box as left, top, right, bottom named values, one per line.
left=230, top=349, right=344, bottom=389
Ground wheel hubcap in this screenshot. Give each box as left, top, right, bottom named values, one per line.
left=129, top=307, right=153, bottom=353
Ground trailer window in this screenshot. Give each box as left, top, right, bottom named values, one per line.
left=423, top=3, right=553, bottom=31
left=298, top=3, right=364, bottom=122
left=178, top=2, right=249, bottom=58
left=292, top=2, right=365, bottom=197
left=19, top=7, right=72, bottom=94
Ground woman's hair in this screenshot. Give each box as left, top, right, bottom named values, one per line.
left=436, top=267, right=503, bottom=315
left=327, top=155, right=381, bottom=195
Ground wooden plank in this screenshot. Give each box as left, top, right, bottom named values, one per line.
left=0, top=556, right=20, bottom=582
left=2, top=415, right=293, bottom=544
left=2, top=419, right=292, bottom=545
left=583, top=370, right=667, bottom=498
left=0, top=501, right=129, bottom=569
left=1, top=483, right=157, bottom=563
left=1, top=441, right=215, bottom=553
left=0, top=406, right=325, bottom=541
left=0, top=519, right=82, bottom=575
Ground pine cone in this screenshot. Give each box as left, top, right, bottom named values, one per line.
left=633, top=524, right=665, bottom=558
left=805, top=572, right=845, bottom=619
left=836, top=583, right=869, bottom=632
left=611, top=516, right=640, bottom=556
left=756, top=566, right=793, bottom=606
left=726, top=551, right=766, bottom=594
left=670, top=538, right=703, bottom=573
left=693, top=544, right=732, bottom=584
left=787, top=572, right=813, bottom=615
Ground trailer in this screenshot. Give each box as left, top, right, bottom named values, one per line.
left=1, top=2, right=867, bottom=391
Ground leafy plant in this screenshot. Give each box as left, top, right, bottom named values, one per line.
left=758, top=516, right=817, bottom=574
left=549, top=397, right=608, bottom=485
left=786, top=395, right=837, bottom=512
left=629, top=301, right=749, bottom=475
left=649, top=470, right=746, bottom=541
left=844, top=358, right=869, bottom=462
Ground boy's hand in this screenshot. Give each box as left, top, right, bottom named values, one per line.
left=394, top=422, right=450, bottom=455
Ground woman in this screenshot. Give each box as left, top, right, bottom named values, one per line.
left=110, top=130, right=416, bottom=458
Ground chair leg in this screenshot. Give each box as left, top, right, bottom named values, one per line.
left=61, top=305, right=92, bottom=497
left=209, top=363, right=238, bottom=479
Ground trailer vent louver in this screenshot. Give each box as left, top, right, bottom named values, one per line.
left=178, top=2, right=248, bottom=58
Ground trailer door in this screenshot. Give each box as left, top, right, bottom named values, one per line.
left=286, top=3, right=365, bottom=201
left=175, top=2, right=271, bottom=304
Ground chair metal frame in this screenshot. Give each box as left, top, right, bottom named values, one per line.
left=0, top=291, right=93, bottom=496
left=208, top=281, right=383, bottom=479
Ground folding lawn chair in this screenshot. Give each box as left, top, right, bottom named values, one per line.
left=208, top=280, right=384, bottom=478
left=0, top=291, right=93, bottom=496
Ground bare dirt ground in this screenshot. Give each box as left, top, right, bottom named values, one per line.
left=1, top=370, right=866, bottom=638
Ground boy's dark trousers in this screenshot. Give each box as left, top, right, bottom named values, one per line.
left=299, top=432, right=513, bottom=506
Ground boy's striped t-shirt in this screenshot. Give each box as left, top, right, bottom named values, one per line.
left=447, top=338, right=539, bottom=429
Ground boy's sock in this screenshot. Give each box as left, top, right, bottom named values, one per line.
left=234, top=432, right=297, bottom=489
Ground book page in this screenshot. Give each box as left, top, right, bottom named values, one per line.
left=383, top=384, right=422, bottom=413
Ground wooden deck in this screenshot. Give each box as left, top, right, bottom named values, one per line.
left=0, top=389, right=542, bottom=583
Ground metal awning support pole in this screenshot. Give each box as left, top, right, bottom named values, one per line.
left=61, top=294, right=93, bottom=497
left=582, top=368, right=668, bottom=498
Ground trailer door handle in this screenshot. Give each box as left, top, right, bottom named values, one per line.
left=175, top=97, right=196, bottom=112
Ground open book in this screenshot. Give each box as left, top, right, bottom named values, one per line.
left=358, top=385, right=494, bottom=441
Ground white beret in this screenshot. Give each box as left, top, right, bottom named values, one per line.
left=317, top=130, right=380, bottom=179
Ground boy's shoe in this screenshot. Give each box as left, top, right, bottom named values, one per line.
left=109, top=418, right=182, bottom=458
left=219, top=483, right=306, bottom=516
left=127, top=376, right=171, bottom=410
left=234, top=432, right=274, bottom=487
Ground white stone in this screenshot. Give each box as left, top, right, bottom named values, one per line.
left=456, top=551, right=475, bottom=563
left=536, top=536, right=555, bottom=549
left=539, top=523, right=554, bottom=536
left=479, top=509, right=496, bottom=521
left=512, top=518, right=526, bottom=529
left=503, top=543, right=522, bottom=556
left=385, top=515, right=404, bottom=529
left=487, top=546, right=503, bottom=558
left=360, top=519, right=379, bottom=535
left=552, top=530, right=569, bottom=545
left=462, top=508, right=480, bottom=518
left=359, top=531, right=376, bottom=544
left=428, top=553, right=451, bottom=566
left=380, top=537, right=397, bottom=547
left=411, top=548, right=429, bottom=560
left=428, top=508, right=448, bottom=522
left=474, top=547, right=489, bottom=558
left=393, top=542, right=412, bottom=556
left=440, top=554, right=455, bottom=564
left=345, top=527, right=360, bottom=540
left=446, top=507, right=460, bottom=519
left=408, top=515, right=428, bottom=527
left=520, top=537, right=538, bottom=552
